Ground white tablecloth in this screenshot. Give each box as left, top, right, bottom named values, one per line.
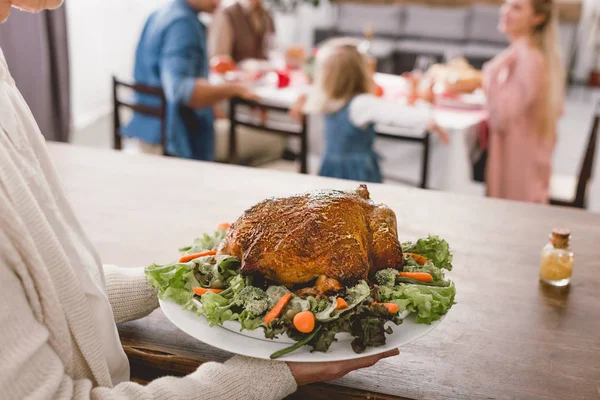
left=249, top=73, right=488, bottom=195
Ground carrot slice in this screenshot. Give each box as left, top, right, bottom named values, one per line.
left=293, top=311, right=316, bottom=333
left=192, top=287, right=224, bottom=296
left=217, top=222, right=231, bottom=231
left=407, top=252, right=428, bottom=265
left=398, top=271, right=433, bottom=283
left=335, top=297, right=348, bottom=310
left=264, top=293, right=293, bottom=326
left=179, top=250, right=217, bottom=263
left=372, top=302, right=399, bottom=314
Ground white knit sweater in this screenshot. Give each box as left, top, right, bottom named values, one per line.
left=0, top=47, right=297, bottom=399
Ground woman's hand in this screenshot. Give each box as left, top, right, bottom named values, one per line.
left=287, top=348, right=399, bottom=386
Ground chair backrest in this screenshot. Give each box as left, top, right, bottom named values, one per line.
left=229, top=97, right=308, bottom=173
left=112, top=76, right=167, bottom=154
left=575, top=100, right=599, bottom=208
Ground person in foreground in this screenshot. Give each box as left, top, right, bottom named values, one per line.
left=483, top=0, right=564, bottom=203
left=291, top=38, right=448, bottom=183
left=122, top=0, right=257, bottom=161
left=0, top=2, right=399, bottom=400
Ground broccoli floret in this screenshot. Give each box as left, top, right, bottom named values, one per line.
left=374, top=268, right=398, bottom=288
left=233, top=286, right=270, bottom=316
left=246, top=300, right=269, bottom=316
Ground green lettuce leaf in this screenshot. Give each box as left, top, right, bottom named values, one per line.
left=286, top=296, right=311, bottom=313
left=402, top=235, right=453, bottom=271
left=314, top=297, right=338, bottom=321
left=238, top=309, right=266, bottom=331
left=179, top=230, right=227, bottom=254
left=311, top=315, right=352, bottom=353
left=145, top=262, right=197, bottom=305
left=308, top=297, right=331, bottom=313
left=314, top=280, right=372, bottom=323
left=190, top=255, right=241, bottom=291
left=199, top=291, right=236, bottom=326
left=345, top=280, right=371, bottom=307
left=348, top=304, right=402, bottom=354
left=378, top=283, right=456, bottom=324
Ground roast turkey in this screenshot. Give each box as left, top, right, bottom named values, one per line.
left=217, top=185, right=404, bottom=286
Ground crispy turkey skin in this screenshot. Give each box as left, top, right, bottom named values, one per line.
left=217, top=185, right=403, bottom=285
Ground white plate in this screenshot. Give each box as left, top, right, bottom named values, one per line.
left=436, top=89, right=486, bottom=110
left=160, top=298, right=444, bottom=362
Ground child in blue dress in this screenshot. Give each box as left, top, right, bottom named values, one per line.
left=292, top=38, right=447, bottom=183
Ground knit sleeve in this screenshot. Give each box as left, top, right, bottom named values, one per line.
left=92, top=356, right=297, bottom=400
left=102, top=265, right=159, bottom=324
left=0, top=253, right=297, bottom=400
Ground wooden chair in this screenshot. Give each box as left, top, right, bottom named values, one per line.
left=112, top=76, right=167, bottom=155
left=375, top=126, right=431, bottom=189
left=228, top=97, right=309, bottom=174
left=550, top=101, right=599, bottom=209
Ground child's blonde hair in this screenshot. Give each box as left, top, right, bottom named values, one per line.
left=304, top=37, right=372, bottom=114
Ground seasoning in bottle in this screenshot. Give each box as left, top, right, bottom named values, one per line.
left=539, top=228, right=574, bottom=287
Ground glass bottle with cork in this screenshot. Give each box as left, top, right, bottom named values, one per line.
left=539, top=228, right=574, bottom=287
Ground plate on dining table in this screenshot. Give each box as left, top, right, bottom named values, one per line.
left=436, top=89, right=486, bottom=110
left=159, top=298, right=445, bottom=362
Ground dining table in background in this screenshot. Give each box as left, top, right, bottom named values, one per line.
left=49, top=142, right=600, bottom=400
left=227, top=71, right=488, bottom=195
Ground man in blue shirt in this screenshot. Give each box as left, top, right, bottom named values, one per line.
left=123, top=0, right=254, bottom=160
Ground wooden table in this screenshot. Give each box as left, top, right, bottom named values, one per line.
left=49, top=143, right=600, bottom=400
left=251, top=72, right=488, bottom=194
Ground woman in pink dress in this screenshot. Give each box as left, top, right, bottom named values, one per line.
left=483, top=0, right=565, bottom=203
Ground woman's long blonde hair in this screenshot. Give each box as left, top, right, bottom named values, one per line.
left=303, top=37, right=372, bottom=114
left=532, top=0, right=565, bottom=138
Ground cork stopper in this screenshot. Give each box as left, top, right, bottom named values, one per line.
left=550, top=228, right=571, bottom=249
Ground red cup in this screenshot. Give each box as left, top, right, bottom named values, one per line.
left=276, top=70, right=291, bottom=88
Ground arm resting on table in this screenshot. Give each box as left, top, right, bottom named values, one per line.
left=349, top=94, right=432, bottom=132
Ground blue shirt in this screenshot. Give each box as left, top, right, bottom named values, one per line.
left=122, top=0, right=214, bottom=160
left=320, top=99, right=382, bottom=183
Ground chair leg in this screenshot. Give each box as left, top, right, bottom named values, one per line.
left=299, top=119, right=308, bottom=174
left=112, top=77, right=122, bottom=151
left=228, top=99, right=238, bottom=164
left=420, top=133, right=430, bottom=189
